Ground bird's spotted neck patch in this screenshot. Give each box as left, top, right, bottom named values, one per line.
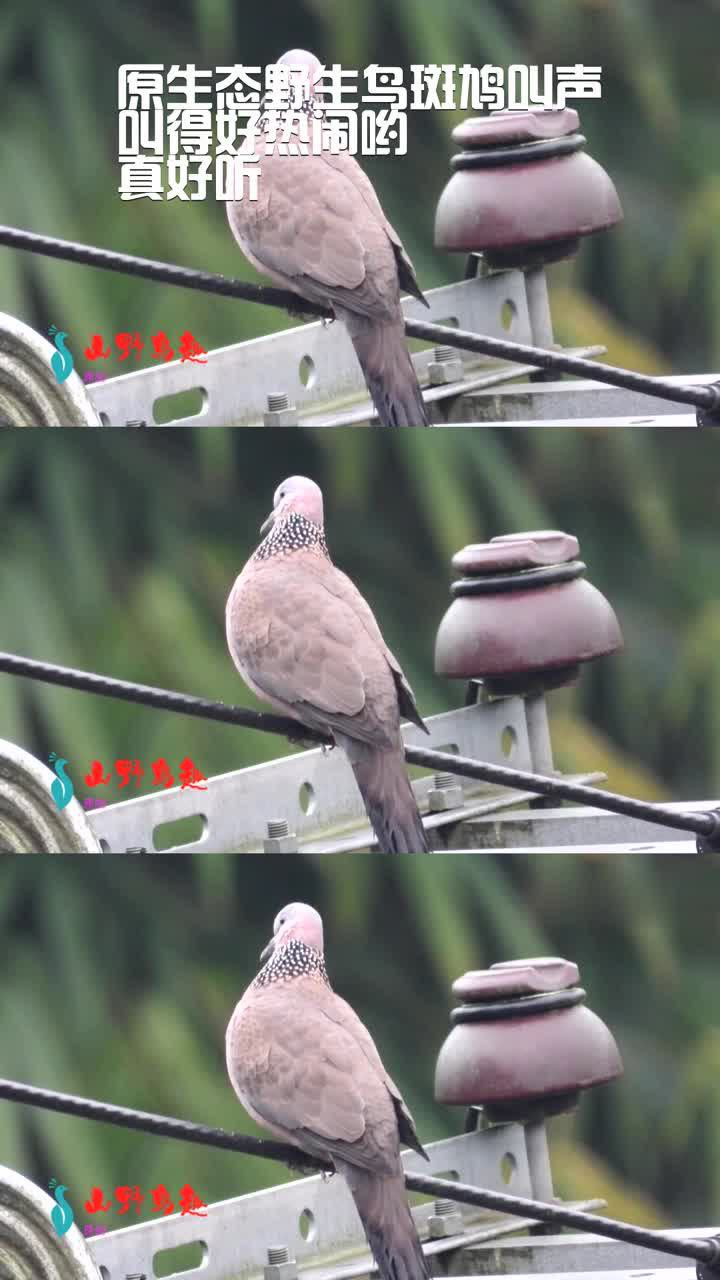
left=254, top=939, right=329, bottom=988
left=254, top=512, right=329, bottom=562
left=259, top=97, right=321, bottom=133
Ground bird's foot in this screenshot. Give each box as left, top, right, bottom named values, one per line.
left=287, top=732, right=332, bottom=751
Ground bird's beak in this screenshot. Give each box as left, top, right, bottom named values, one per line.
left=260, top=509, right=275, bottom=535
left=259, top=936, right=275, bottom=962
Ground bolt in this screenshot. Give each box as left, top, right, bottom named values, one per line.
left=434, top=1198, right=456, bottom=1215
left=428, top=345, right=464, bottom=386
left=124, top=420, right=147, bottom=427
left=264, top=393, right=299, bottom=426
left=263, top=819, right=299, bottom=853
left=434, top=773, right=456, bottom=790
left=428, top=1198, right=464, bottom=1239
left=428, top=772, right=464, bottom=813
left=264, top=1246, right=298, bottom=1280
left=124, top=847, right=148, bottom=854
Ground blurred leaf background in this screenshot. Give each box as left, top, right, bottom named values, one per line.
left=3, top=856, right=720, bottom=1242
left=2, top=0, right=720, bottom=1249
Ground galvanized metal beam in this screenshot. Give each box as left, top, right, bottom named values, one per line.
left=87, top=273, right=535, bottom=426
left=464, top=1228, right=720, bottom=1274
left=459, top=1270, right=696, bottom=1280
left=89, top=1126, right=533, bottom=1280
left=453, top=374, right=720, bottom=427
left=449, top=800, right=717, bottom=852
left=88, top=698, right=536, bottom=853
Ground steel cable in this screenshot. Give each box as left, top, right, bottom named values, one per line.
left=1, top=224, right=718, bottom=415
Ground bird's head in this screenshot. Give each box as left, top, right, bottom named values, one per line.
left=260, top=902, right=324, bottom=962
left=260, top=475, right=324, bottom=534
left=275, top=48, right=325, bottom=105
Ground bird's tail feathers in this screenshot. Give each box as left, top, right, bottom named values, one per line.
left=350, top=322, right=429, bottom=427
left=345, top=1167, right=430, bottom=1280
left=350, top=747, right=431, bottom=853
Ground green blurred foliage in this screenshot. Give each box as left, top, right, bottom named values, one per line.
left=3, top=856, right=720, bottom=1236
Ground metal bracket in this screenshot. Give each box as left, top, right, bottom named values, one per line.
left=87, top=272, right=536, bottom=426
left=452, top=800, right=718, bottom=855
left=88, top=1126, right=534, bottom=1280
left=466, top=1228, right=720, bottom=1276
left=459, top=374, right=720, bottom=428
left=87, top=697, right=537, bottom=853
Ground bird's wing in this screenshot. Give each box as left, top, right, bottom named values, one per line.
left=321, top=564, right=429, bottom=734
left=235, top=993, right=399, bottom=1175
left=318, top=992, right=429, bottom=1160
left=318, top=151, right=427, bottom=303
left=228, top=146, right=401, bottom=321
left=227, top=567, right=398, bottom=749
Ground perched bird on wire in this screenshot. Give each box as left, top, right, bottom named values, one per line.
left=225, top=475, right=431, bottom=852
left=226, top=48, right=430, bottom=427
left=226, top=901, right=432, bottom=1280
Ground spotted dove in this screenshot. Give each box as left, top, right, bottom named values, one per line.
left=226, top=48, right=430, bottom=427
left=226, top=902, right=431, bottom=1280
left=225, top=475, right=431, bottom=852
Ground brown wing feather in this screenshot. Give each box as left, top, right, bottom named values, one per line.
left=232, top=992, right=401, bottom=1176
left=227, top=561, right=412, bottom=749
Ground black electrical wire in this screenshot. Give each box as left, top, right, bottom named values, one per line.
left=1, top=650, right=718, bottom=843
left=0, top=650, right=327, bottom=743
left=1, top=224, right=718, bottom=415
left=0, top=225, right=327, bottom=318
left=404, top=743, right=719, bottom=841
left=1, top=1077, right=718, bottom=1272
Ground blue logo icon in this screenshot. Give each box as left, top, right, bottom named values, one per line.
left=49, top=753, right=74, bottom=810
left=49, top=1179, right=75, bottom=1236
left=48, top=325, right=74, bottom=383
